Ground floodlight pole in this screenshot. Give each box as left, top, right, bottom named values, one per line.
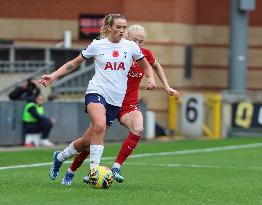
left=229, top=0, right=255, bottom=92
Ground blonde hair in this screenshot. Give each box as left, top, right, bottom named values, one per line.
left=126, top=24, right=146, bottom=39
left=99, top=13, right=126, bottom=39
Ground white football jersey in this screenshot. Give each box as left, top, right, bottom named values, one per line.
left=81, top=38, right=144, bottom=106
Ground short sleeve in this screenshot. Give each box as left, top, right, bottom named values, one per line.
left=143, top=49, right=156, bottom=65
left=130, top=41, right=144, bottom=61
left=81, top=40, right=97, bottom=59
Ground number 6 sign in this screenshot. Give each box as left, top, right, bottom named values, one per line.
left=181, top=94, right=204, bottom=138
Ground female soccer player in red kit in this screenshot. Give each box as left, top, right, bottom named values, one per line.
left=61, top=24, right=179, bottom=185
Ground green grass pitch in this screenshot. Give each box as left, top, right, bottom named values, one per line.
left=0, top=137, right=262, bottom=205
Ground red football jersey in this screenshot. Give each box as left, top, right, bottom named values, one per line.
left=122, top=47, right=156, bottom=106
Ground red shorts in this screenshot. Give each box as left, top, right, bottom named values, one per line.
left=117, top=104, right=140, bottom=120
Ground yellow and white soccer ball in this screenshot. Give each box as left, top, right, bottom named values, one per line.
left=88, top=166, right=114, bottom=189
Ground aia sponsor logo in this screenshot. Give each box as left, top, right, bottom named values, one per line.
left=104, top=62, right=125, bottom=70
left=112, top=50, right=119, bottom=57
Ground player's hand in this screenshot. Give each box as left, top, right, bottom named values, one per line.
left=38, top=74, right=56, bottom=87
left=165, top=86, right=180, bottom=100
left=146, top=77, right=156, bottom=90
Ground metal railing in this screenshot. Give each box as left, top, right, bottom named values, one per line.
left=0, top=59, right=95, bottom=99
left=0, top=62, right=54, bottom=97
left=0, top=60, right=49, bottom=72
left=52, top=63, right=95, bottom=96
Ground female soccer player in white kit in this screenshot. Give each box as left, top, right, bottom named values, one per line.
left=38, top=13, right=156, bottom=180
left=61, top=24, right=179, bottom=186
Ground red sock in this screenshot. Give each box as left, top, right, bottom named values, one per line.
left=70, top=150, right=90, bottom=172
left=115, top=132, right=141, bottom=165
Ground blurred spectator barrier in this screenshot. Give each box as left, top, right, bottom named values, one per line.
left=0, top=101, right=148, bottom=146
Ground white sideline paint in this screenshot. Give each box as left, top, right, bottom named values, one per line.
left=127, top=142, right=262, bottom=158
left=125, top=162, right=262, bottom=170
left=0, top=142, right=262, bottom=171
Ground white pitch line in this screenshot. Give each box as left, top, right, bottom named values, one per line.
left=126, top=142, right=262, bottom=159
left=124, top=162, right=262, bottom=170
left=0, top=142, right=262, bottom=171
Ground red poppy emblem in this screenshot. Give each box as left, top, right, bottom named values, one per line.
left=112, top=50, right=119, bottom=57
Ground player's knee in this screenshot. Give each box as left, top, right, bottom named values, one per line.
left=93, top=122, right=106, bottom=135
left=132, top=126, right=144, bottom=136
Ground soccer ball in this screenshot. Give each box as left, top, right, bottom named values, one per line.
left=88, top=166, right=114, bottom=189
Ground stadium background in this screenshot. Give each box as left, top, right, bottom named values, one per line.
left=1, top=2, right=262, bottom=204
left=0, top=0, right=262, bottom=144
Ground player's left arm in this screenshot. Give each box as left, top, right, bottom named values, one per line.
left=152, top=61, right=179, bottom=99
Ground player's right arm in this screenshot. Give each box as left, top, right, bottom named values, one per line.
left=39, top=54, right=84, bottom=87
left=137, top=58, right=156, bottom=90
left=131, top=41, right=156, bottom=90
left=152, top=60, right=179, bottom=99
